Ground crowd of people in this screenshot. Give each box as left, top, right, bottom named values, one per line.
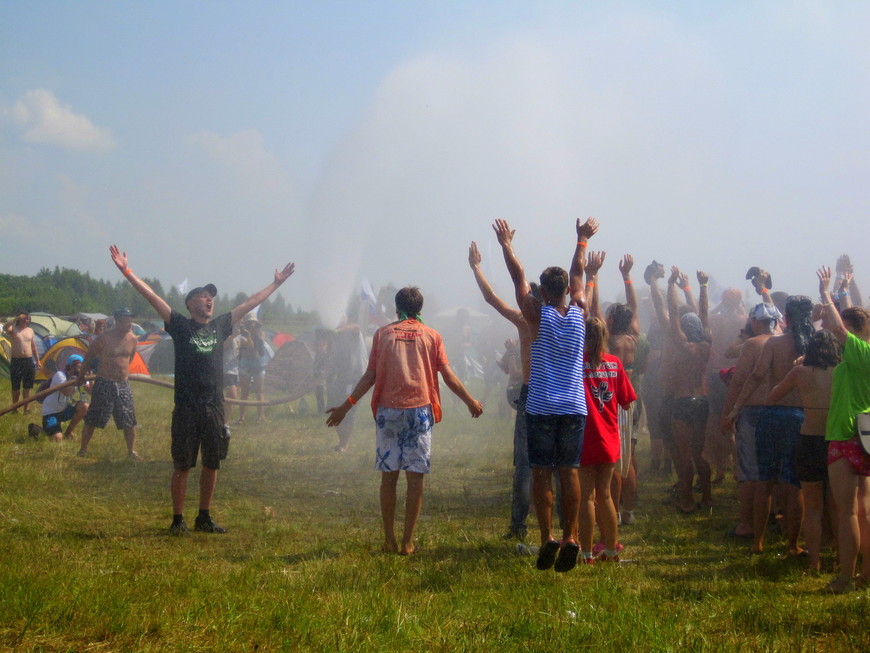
left=3, top=230, right=869, bottom=595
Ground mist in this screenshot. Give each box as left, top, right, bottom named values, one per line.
left=304, top=5, right=870, bottom=326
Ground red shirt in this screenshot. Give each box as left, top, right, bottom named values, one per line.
left=367, top=319, right=449, bottom=423
left=581, top=354, right=636, bottom=465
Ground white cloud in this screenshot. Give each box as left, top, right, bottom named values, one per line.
left=4, top=89, right=116, bottom=152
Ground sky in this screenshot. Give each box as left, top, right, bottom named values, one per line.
left=2, top=1, right=869, bottom=326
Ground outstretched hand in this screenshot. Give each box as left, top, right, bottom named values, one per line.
left=586, top=250, right=606, bottom=276
left=492, top=219, right=515, bottom=247
left=836, top=254, right=853, bottom=275
left=467, top=399, right=484, bottom=418
left=468, top=241, right=482, bottom=268
left=325, top=404, right=349, bottom=428
left=817, top=265, right=832, bottom=296
left=839, top=272, right=853, bottom=292
left=274, top=262, right=296, bottom=285
left=109, top=245, right=128, bottom=272
left=668, top=266, right=681, bottom=285
left=576, top=216, right=599, bottom=240
left=619, top=254, right=634, bottom=279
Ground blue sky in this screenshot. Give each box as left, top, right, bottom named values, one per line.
left=2, top=2, right=869, bottom=324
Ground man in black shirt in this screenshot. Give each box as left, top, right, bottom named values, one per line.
left=110, top=244, right=295, bottom=534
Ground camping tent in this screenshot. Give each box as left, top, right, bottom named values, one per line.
left=36, top=337, right=151, bottom=380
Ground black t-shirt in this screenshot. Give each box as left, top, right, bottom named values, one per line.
left=165, top=310, right=233, bottom=406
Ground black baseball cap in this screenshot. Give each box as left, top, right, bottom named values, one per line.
left=185, top=284, right=217, bottom=304
left=113, top=307, right=134, bottom=319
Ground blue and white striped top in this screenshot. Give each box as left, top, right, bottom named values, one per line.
left=526, top=305, right=587, bottom=416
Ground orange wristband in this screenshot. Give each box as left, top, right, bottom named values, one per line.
left=586, top=282, right=595, bottom=287
left=624, top=279, right=633, bottom=284
left=122, top=267, right=132, bottom=277
left=577, top=242, right=587, bottom=247
left=346, top=395, right=357, bottom=406
left=683, top=286, right=691, bottom=292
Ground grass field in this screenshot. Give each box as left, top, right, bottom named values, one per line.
left=0, top=381, right=868, bottom=652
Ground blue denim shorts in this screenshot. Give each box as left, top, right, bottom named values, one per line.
left=526, top=413, right=586, bottom=468
left=755, top=406, right=804, bottom=486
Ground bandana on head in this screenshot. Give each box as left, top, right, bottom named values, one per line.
left=749, top=303, right=781, bottom=323
left=680, top=312, right=705, bottom=343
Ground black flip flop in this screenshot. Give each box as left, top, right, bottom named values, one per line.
left=554, top=541, right=580, bottom=573
left=536, top=540, right=560, bottom=570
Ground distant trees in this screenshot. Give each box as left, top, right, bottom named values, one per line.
left=0, top=269, right=310, bottom=329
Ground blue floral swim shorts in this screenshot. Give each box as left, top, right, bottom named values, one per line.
left=374, top=405, right=433, bottom=474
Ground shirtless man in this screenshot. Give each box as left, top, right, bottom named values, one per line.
left=720, top=303, right=781, bottom=540
left=667, top=267, right=713, bottom=513
left=77, top=308, right=141, bottom=459
left=730, top=295, right=815, bottom=555
left=3, top=311, right=42, bottom=412
left=495, top=216, right=597, bottom=573
left=705, top=289, right=748, bottom=483
left=469, top=241, right=533, bottom=540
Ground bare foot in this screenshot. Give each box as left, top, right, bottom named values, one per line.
left=399, top=544, right=418, bottom=556
left=381, top=541, right=398, bottom=554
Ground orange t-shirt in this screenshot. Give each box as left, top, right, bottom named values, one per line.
left=367, top=319, right=449, bottom=423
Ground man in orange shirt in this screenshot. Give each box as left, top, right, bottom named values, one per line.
left=326, top=287, right=483, bottom=555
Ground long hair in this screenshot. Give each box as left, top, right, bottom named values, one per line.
left=606, top=303, right=633, bottom=336
left=802, top=329, right=841, bottom=369
left=585, top=317, right=609, bottom=370
left=784, top=295, right=814, bottom=357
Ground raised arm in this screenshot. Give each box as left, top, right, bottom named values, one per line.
left=230, top=262, right=296, bottom=325
left=585, top=250, right=605, bottom=320
left=837, top=272, right=854, bottom=310
left=837, top=254, right=863, bottom=308
left=493, top=219, right=537, bottom=325
left=110, top=245, right=172, bottom=322
left=667, top=266, right=686, bottom=343
left=679, top=270, right=698, bottom=313
left=818, top=265, right=848, bottom=345
left=619, top=254, right=640, bottom=335
left=569, top=217, right=599, bottom=307
left=697, top=270, right=711, bottom=333
left=468, top=241, right=524, bottom=329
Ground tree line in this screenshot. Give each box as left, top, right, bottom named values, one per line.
left=0, top=267, right=307, bottom=327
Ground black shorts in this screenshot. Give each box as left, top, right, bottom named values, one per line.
left=526, top=413, right=585, bottom=468
left=42, top=404, right=77, bottom=436
left=672, top=396, right=710, bottom=456
left=795, top=434, right=828, bottom=484
left=10, top=358, right=36, bottom=391
left=171, top=403, right=229, bottom=470
left=84, top=378, right=137, bottom=430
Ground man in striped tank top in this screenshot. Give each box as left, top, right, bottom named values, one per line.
left=494, top=216, right=599, bottom=572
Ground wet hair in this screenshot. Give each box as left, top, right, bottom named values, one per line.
left=842, top=307, right=870, bottom=335
left=395, top=286, right=424, bottom=317
left=539, top=267, right=568, bottom=300
left=606, top=303, right=633, bottom=335
left=802, top=329, right=841, bottom=369
left=784, top=295, right=814, bottom=357
left=585, top=317, right=609, bottom=369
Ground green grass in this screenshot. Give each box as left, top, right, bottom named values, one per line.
left=0, top=382, right=868, bottom=651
